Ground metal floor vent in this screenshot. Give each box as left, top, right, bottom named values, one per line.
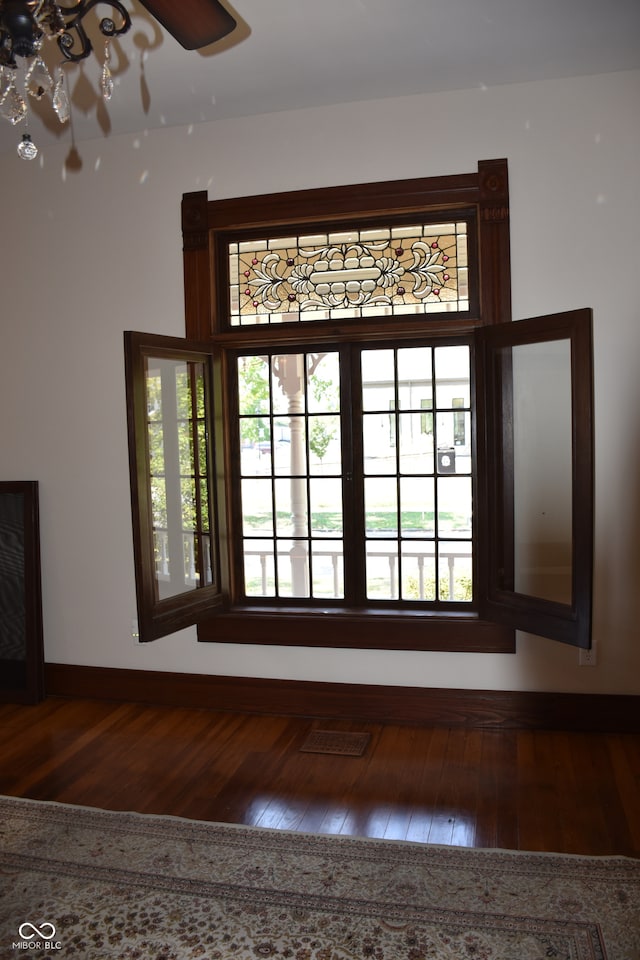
left=300, top=729, right=371, bottom=757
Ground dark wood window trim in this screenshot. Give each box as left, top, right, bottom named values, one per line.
left=182, top=159, right=512, bottom=340
left=179, top=159, right=514, bottom=652
left=124, top=159, right=594, bottom=652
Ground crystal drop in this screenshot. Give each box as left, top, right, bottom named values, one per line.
left=17, top=134, right=38, bottom=160
left=100, top=62, right=113, bottom=101
left=0, top=79, right=27, bottom=125
left=100, top=41, right=113, bottom=101
left=0, top=66, right=12, bottom=101
left=52, top=70, right=70, bottom=123
left=26, top=57, right=54, bottom=101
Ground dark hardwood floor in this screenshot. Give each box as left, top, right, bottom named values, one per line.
left=1, top=696, right=639, bottom=858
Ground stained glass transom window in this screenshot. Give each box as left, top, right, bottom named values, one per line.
left=228, top=222, right=469, bottom=326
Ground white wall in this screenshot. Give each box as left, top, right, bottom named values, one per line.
left=1, top=69, right=638, bottom=694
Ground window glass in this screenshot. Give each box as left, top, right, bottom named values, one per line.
left=362, top=345, right=472, bottom=604
left=512, top=339, right=573, bottom=604
left=236, top=344, right=472, bottom=605
left=238, top=352, right=343, bottom=599
left=144, top=356, right=213, bottom=600
left=228, top=222, right=469, bottom=325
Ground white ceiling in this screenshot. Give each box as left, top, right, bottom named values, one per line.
left=2, top=0, right=640, bottom=158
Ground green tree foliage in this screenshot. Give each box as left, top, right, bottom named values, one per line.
left=307, top=364, right=339, bottom=463
left=237, top=354, right=340, bottom=462
left=238, top=355, right=270, bottom=446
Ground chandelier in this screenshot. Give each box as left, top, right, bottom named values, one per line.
left=0, top=0, right=132, bottom=159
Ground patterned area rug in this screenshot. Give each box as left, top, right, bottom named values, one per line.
left=0, top=795, right=638, bottom=959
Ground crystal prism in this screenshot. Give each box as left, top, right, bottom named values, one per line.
left=0, top=78, right=27, bottom=125
left=0, top=66, right=12, bottom=101
left=100, top=41, right=114, bottom=101
left=17, top=134, right=38, bottom=160
left=52, top=69, right=70, bottom=124
left=100, top=63, right=114, bottom=101
left=26, top=57, right=54, bottom=101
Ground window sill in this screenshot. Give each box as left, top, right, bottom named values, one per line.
left=196, top=606, right=515, bottom=653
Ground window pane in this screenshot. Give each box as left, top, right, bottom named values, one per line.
left=238, top=356, right=270, bottom=415
left=400, top=477, right=435, bottom=537
left=271, top=355, right=306, bottom=415
left=398, top=413, right=434, bottom=474
left=240, top=419, right=271, bottom=474
left=435, top=345, right=470, bottom=406
left=433, top=347, right=472, bottom=486
left=274, top=478, right=307, bottom=537
left=144, top=357, right=213, bottom=600
left=512, top=339, right=573, bottom=604
left=308, top=351, right=340, bottom=413
left=397, top=346, right=432, bottom=409
left=228, top=222, right=470, bottom=326
left=438, top=540, right=473, bottom=601
left=437, top=476, right=472, bottom=538
left=236, top=340, right=473, bottom=606
left=365, top=477, right=398, bottom=536
left=277, top=540, right=310, bottom=598
left=366, top=540, right=399, bottom=600
left=310, top=478, right=343, bottom=536
left=401, top=541, right=436, bottom=601
left=237, top=351, right=343, bottom=599
left=362, top=349, right=395, bottom=410
left=241, top=479, right=274, bottom=535
left=312, top=540, right=344, bottom=598
left=309, top=415, right=341, bottom=473
left=244, top=539, right=275, bottom=596
left=363, top=414, right=396, bottom=474
left=273, top=416, right=305, bottom=476
left=361, top=343, right=473, bottom=605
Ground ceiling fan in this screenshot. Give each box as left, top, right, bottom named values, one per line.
left=0, top=0, right=237, bottom=61
left=0, top=0, right=237, bottom=157
left=137, top=0, right=237, bottom=50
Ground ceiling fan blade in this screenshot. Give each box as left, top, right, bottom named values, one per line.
left=137, top=0, right=237, bottom=50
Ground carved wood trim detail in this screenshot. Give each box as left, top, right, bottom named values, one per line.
left=480, top=206, right=510, bottom=222
left=182, top=191, right=209, bottom=251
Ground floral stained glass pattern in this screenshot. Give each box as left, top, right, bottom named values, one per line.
left=229, top=222, right=468, bottom=326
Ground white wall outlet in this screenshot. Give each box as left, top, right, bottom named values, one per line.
left=579, top=646, right=596, bottom=666
left=131, top=617, right=140, bottom=643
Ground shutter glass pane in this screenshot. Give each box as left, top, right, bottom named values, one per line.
left=144, top=356, right=214, bottom=600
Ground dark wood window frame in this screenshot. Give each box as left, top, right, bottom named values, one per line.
left=125, top=159, right=593, bottom=653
